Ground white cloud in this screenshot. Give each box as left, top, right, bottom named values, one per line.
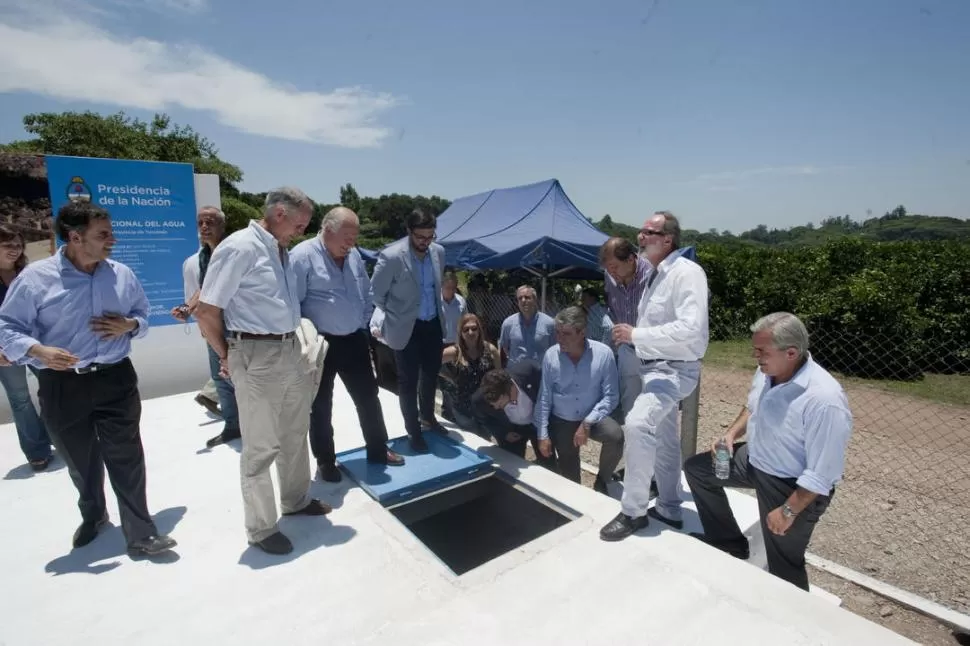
left=0, top=13, right=401, bottom=148
left=684, top=165, right=842, bottom=192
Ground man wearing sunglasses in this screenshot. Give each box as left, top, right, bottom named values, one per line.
left=600, top=211, right=709, bottom=541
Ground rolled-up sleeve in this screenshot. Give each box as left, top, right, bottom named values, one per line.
left=534, top=351, right=555, bottom=441
left=797, top=403, right=853, bottom=495
left=201, top=244, right=251, bottom=309
left=125, top=268, right=151, bottom=340
left=0, top=274, right=41, bottom=363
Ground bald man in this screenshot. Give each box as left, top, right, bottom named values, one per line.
left=291, top=207, right=405, bottom=483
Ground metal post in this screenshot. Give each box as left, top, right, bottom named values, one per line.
left=540, top=271, right=547, bottom=312
left=680, top=372, right=701, bottom=459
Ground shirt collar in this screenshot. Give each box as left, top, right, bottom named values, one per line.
left=249, top=220, right=281, bottom=254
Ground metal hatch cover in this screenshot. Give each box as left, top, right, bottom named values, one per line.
left=335, top=433, right=495, bottom=507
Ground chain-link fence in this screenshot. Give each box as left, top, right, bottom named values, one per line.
left=462, top=272, right=970, bottom=615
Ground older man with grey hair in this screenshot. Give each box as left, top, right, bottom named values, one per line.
left=534, top=306, right=623, bottom=491
left=172, top=205, right=240, bottom=449
left=498, top=285, right=556, bottom=367
left=684, top=312, right=853, bottom=591
left=196, top=187, right=331, bottom=556
left=292, top=206, right=405, bottom=483
left=601, top=210, right=709, bottom=541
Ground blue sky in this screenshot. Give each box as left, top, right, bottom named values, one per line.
left=1, top=0, right=967, bottom=232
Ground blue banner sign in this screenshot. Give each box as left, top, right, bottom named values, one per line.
left=45, top=155, right=198, bottom=328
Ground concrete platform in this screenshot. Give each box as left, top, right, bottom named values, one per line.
left=0, top=382, right=913, bottom=645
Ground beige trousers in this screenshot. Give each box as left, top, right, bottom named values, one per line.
left=228, top=337, right=312, bottom=543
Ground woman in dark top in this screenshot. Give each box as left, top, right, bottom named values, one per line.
left=0, top=226, right=53, bottom=470
left=439, top=313, right=502, bottom=439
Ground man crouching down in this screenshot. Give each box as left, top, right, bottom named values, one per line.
left=195, top=187, right=331, bottom=555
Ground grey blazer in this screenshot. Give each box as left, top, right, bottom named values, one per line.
left=370, top=237, right=447, bottom=351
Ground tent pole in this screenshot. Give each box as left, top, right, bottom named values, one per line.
left=541, top=267, right=548, bottom=313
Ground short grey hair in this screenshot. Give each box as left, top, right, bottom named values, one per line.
left=198, top=205, right=225, bottom=221
left=264, top=186, right=312, bottom=218
left=555, top=305, right=587, bottom=331
left=751, top=312, right=810, bottom=359
left=515, top=285, right=537, bottom=299
left=654, top=210, right=681, bottom=249
left=321, top=206, right=358, bottom=234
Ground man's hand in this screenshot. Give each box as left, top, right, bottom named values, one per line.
left=29, top=345, right=80, bottom=370
left=574, top=422, right=590, bottom=448
left=90, top=313, right=137, bottom=339
left=0, top=353, right=11, bottom=367
left=710, top=432, right=738, bottom=457
left=766, top=506, right=796, bottom=536
left=538, top=438, right=553, bottom=458
left=218, top=356, right=230, bottom=380
left=506, top=431, right=521, bottom=443
left=611, top=324, right=634, bottom=346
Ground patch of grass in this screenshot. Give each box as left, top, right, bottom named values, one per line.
left=704, top=341, right=970, bottom=408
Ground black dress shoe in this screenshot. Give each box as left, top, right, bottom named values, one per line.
left=368, top=450, right=405, bottom=466
left=73, top=514, right=110, bottom=548
left=128, top=535, right=177, bottom=556
left=318, top=463, right=342, bottom=483
left=421, top=421, right=449, bottom=436
left=689, top=532, right=750, bottom=559
left=283, top=498, right=333, bottom=516
left=250, top=531, right=293, bottom=555
left=648, top=507, right=684, bottom=530
left=409, top=434, right=429, bottom=453
left=29, top=457, right=52, bottom=472
left=205, top=427, right=241, bottom=449
left=600, top=512, right=649, bottom=542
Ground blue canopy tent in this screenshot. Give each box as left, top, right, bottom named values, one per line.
left=433, top=178, right=609, bottom=308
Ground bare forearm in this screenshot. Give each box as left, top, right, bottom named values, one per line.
left=785, top=488, right=819, bottom=515
left=195, top=306, right=228, bottom=359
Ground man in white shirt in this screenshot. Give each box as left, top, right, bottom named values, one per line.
left=195, top=188, right=331, bottom=556
left=171, top=205, right=240, bottom=449
left=600, top=211, right=709, bottom=541
left=684, top=313, right=852, bottom=590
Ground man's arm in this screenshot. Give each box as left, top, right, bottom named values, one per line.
left=585, top=348, right=619, bottom=425
left=291, top=246, right=311, bottom=305
left=370, top=251, right=395, bottom=312
left=533, top=353, right=554, bottom=441
left=198, top=244, right=250, bottom=360
left=631, top=268, right=708, bottom=356
left=125, top=269, right=151, bottom=339
left=359, top=252, right=375, bottom=329
left=0, top=274, right=42, bottom=364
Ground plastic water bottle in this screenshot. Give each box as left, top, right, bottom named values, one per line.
left=714, top=439, right=731, bottom=480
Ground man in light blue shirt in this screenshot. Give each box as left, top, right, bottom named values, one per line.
left=440, top=272, right=466, bottom=346
left=499, top=285, right=556, bottom=366
left=580, top=287, right=613, bottom=346
left=684, top=312, right=853, bottom=591
left=0, top=201, right=175, bottom=557
left=292, top=207, right=405, bottom=483
left=534, top=306, right=623, bottom=493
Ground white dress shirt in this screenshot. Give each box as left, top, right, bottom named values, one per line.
left=631, top=248, right=709, bottom=362
left=200, top=220, right=301, bottom=334
left=504, top=382, right=534, bottom=425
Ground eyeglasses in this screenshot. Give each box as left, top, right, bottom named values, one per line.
left=640, top=229, right=666, bottom=237
left=411, top=232, right=436, bottom=243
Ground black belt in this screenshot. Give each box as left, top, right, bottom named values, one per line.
left=74, top=360, right=125, bottom=375
left=229, top=331, right=295, bottom=341
left=640, top=358, right=690, bottom=365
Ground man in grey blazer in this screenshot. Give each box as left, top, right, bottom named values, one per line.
left=371, top=208, right=447, bottom=452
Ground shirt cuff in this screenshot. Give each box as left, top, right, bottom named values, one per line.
left=3, top=336, right=41, bottom=364
left=537, top=426, right=549, bottom=441
left=796, top=470, right=834, bottom=496
left=131, top=316, right=150, bottom=340
left=583, top=413, right=601, bottom=427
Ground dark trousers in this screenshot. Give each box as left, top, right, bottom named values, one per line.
left=548, top=414, right=624, bottom=483
left=371, top=337, right=399, bottom=395
left=684, top=442, right=833, bottom=591
left=394, top=318, right=443, bottom=437
left=311, top=329, right=390, bottom=465
left=35, top=359, right=158, bottom=543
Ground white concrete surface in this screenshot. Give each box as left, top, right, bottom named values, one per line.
left=0, top=383, right=914, bottom=646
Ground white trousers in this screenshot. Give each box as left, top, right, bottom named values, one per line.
left=620, top=360, right=701, bottom=520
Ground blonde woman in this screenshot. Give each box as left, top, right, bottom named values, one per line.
left=439, top=313, right=502, bottom=439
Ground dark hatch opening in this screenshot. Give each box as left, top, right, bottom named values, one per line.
left=390, top=472, right=576, bottom=576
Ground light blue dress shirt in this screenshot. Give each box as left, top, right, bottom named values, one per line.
left=0, top=249, right=150, bottom=369
left=746, top=357, right=854, bottom=495
left=585, top=303, right=614, bottom=346
left=441, top=293, right=466, bottom=344
left=412, top=250, right=437, bottom=321
left=534, top=339, right=619, bottom=440
left=292, top=239, right=372, bottom=336
left=499, top=311, right=556, bottom=366
left=200, top=221, right=301, bottom=334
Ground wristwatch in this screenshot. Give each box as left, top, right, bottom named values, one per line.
left=782, top=503, right=798, bottom=519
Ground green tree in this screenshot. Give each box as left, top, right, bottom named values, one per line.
left=0, top=111, right=243, bottom=194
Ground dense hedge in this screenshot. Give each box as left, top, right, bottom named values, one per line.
left=697, top=239, right=970, bottom=380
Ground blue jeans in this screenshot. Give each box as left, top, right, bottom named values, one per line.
left=207, top=345, right=239, bottom=431
left=0, top=364, right=52, bottom=462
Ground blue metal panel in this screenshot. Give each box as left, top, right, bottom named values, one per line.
left=335, top=433, right=495, bottom=507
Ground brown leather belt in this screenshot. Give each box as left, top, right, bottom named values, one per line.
left=229, top=331, right=295, bottom=341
